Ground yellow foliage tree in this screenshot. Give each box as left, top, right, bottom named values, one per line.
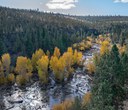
left=7, top=73, right=15, bottom=84
left=73, top=50, right=83, bottom=65
left=62, top=52, right=74, bottom=78
left=16, top=57, right=28, bottom=75
left=73, top=50, right=78, bottom=64
left=82, top=92, right=92, bottom=106
left=86, top=41, right=92, bottom=49
left=32, top=49, right=45, bottom=71
left=27, top=59, right=33, bottom=77
left=53, top=104, right=63, bottom=110
left=53, top=47, right=61, bottom=58
left=79, top=42, right=86, bottom=51
left=0, top=60, right=3, bottom=76
left=50, top=56, right=65, bottom=82
left=117, top=44, right=126, bottom=55
left=87, top=36, right=93, bottom=42
left=37, top=55, right=49, bottom=84
left=100, top=40, right=110, bottom=55
left=86, top=61, right=95, bottom=74
left=2, top=53, right=11, bottom=76
left=53, top=100, right=72, bottom=110
left=85, top=55, right=96, bottom=74
left=79, top=46, right=85, bottom=51
left=74, top=39, right=92, bottom=51
left=15, top=56, right=33, bottom=85
left=67, top=47, right=73, bottom=54
left=16, top=75, right=27, bottom=85
left=0, top=60, right=4, bottom=85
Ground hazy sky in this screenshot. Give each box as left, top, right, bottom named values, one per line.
left=0, top=0, right=128, bottom=15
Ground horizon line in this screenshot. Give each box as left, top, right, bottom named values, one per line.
left=0, top=5, right=128, bottom=17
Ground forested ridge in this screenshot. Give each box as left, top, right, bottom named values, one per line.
left=1, top=6, right=128, bottom=62
left=0, top=6, right=92, bottom=61
left=71, top=15, right=128, bottom=43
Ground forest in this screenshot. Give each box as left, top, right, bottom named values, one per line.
left=0, top=6, right=91, bottom=61
left=1, top=6, right=128, bottom=63
left=0, top=6, right=128, bottom=110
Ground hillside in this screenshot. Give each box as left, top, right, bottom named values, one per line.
left=0, top=7, right=95, bottom=60
left=1, top=6, right=128, bottom=63
left=71, top=15, right=128, bottom=38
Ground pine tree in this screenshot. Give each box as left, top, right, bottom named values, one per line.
left=90, top=45, right=125, bottom=110
left=109, top=45, right=124, bottom=110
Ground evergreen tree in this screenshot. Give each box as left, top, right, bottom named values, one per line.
left=0, top=36, right=5, bottom=56
left=90, top=45, right=125, bottom=110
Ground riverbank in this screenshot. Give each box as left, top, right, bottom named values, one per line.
left=0, top=43, right=100, bottom=110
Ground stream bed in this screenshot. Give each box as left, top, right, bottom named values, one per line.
left=0, top=44, right=100, bottom=110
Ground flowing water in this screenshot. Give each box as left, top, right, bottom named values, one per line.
left=0, top=44, right=100, bottom=110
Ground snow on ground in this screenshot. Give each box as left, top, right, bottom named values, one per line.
left=1, top=44, right=100, bottom=110
left=3, top=82, right=50, bottom=110
left=69, top=69, right=91, bottom=96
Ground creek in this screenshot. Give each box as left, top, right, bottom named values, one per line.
left=0, top=44, right=100, bottom=110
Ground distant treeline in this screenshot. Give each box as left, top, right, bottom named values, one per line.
left=72, top=15, right=128, bottom=44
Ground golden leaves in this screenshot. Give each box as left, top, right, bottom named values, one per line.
left=50, top=56, right=65, bottom=81
left=37, top=55, right=49, bottom=84
left=32, top=49, right=45, bottom=71
left=52, top=92, right=92, bottom=110
left=73, top=37, right=93, bottom=51
left=53, top=47, right=60, bottom=58
left=0, top=44, right=83, bottom=85
left=53, top=100, right=73, bottom=110
left=15, top=56, right=33, bottom=85
left=100, top=40, right=110, bottom=55
left=7, top=73, right=15, bottom=84
left=83, top=92, right=92, bottom=106
left=2, top=53, right=11, bottom=76
left=50, top=47, right=83, bottom=81
left=86, top=62, right=95, bottom=74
